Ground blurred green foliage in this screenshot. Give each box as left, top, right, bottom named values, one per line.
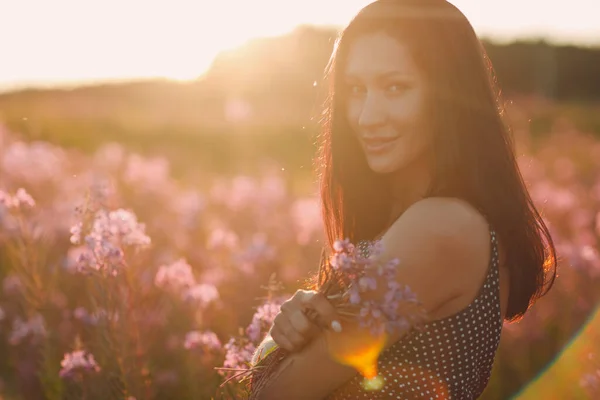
left=0, top=26, right=599, bottom=189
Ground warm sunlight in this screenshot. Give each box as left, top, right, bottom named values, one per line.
left=0, top=1, right=599, bottom=399
left=0, top=0, right=366, bottom=89
left=1, top=0, right=598, bottom=91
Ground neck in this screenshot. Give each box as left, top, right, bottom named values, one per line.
left=388, top=155, right=433, bottom=222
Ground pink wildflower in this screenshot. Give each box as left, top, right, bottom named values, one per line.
left=236, top=234, right=276, bottom=274
left=123, top=154, right=170, bottom=192
left=0, top=188, right=35, bottom=210
left=59, top=350, right=101, bottom=378
left=183, top=331, right=222, bottom=350
left=71, top=209, right=150, bottom=274
left=220, top=338, right=256, bottom=377
left=155, top=259, right=196, bottom=291
left=206, top=228, right=239, bottom=250
left=182, top=283, right=219, bottom=307
left=9, top=314, right=46, bottom=345
left=329, top=239, right=425, bottom=336
left=245, top=300, right=282, bottom=343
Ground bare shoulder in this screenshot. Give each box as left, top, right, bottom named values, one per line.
left=386, top=197, right=490, bottom=249
left=379, top=197, right=492, bottom=308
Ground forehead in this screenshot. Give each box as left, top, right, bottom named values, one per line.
left=343, top=31, right=418, bottom=79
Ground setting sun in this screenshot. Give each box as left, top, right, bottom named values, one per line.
left=1, top=0, right=598, bottom=91
left=0, top=0, right=365, bottom=88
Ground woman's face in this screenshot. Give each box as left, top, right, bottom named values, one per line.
left=344, top=31, right=432, bottom=174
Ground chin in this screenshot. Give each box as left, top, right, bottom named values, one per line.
left=367, top=160, right=402, bottom=175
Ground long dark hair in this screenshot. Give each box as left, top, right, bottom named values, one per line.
left=314, top=0, right=556, bottom=322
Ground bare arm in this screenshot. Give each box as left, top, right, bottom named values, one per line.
left=254, top=197, right=492, bottom=400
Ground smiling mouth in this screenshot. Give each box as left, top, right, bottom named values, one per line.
left=362, top=136, right=399, bottom=153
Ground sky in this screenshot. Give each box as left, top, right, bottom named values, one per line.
left=0, top=0, right=598, bottom=92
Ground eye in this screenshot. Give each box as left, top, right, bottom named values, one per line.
left=345, top=84, right=365, bottom=96
left=386, top=82, right=410, bottom=94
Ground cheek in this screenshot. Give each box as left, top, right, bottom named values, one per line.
left=389, top=101, right=432, bottom=163
left=391, top=95, right=430, bottom=144
left=401, top=122, right=432, bottom=159
left=388, top=92, right=424, bottom=123
left=346, top=99, right=362, bottom=129
left=404, top=132, right=432, bottom=160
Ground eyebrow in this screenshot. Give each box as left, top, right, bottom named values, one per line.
left=343, top=71, right=414, bottom=82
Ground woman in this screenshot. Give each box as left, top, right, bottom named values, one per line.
left=251, top=0, right=556, bottom=398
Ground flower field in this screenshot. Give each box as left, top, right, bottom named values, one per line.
left=0, top=96, right=599, bottom=399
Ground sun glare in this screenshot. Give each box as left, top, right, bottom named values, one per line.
left=156, top=0, right=361, bottom=82
left=0, top=0, right=597, bottom=90
left=0, top=0, right=369, bottom=88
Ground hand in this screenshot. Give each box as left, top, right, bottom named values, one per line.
left=269, top=289, right=341, bottom=353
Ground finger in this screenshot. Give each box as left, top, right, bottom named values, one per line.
left=305, top=292, right=340, bottom=331
left=280, top=290, right=308, bottom=313
left=280, top=300, right=292, bottom=314
left=270, top=326, right=296, bottom=352
left=301, top=307, right=330, bottom=330
left=273, top=313, right=308, bottom=349
left=290, top=289, right=317, bottom=306
left=285, top=290, right=328, bottom=331
left=279, top=320, right=308, bottom=348
left=287, top=290, right=328, bottom=328
left=288, top=309, right=320, bottom=337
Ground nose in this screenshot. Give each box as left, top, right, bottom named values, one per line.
left=358, top=92, right=386, bottom=129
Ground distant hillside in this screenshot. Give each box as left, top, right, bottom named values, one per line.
left=0, top=25, right=599, bottom=135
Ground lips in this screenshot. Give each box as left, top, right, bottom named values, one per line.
left=361, top=136, right=399, bottom=153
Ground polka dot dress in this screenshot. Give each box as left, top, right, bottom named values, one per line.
left=326, top=229, right=503, bottom=400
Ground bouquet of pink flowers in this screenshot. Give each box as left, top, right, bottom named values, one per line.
left=218, top=238, right=428, bottom=397
left=315, top=238, right=427, bottom=337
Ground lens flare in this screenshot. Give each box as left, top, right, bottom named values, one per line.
left=324, top=321, right=453, bottom=395
left=514, top=305, right=600, bottom=399
left=325, top=322, right=388, bottom=388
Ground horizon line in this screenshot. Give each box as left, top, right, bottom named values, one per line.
left=1, top=24, right=599, bottom=96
